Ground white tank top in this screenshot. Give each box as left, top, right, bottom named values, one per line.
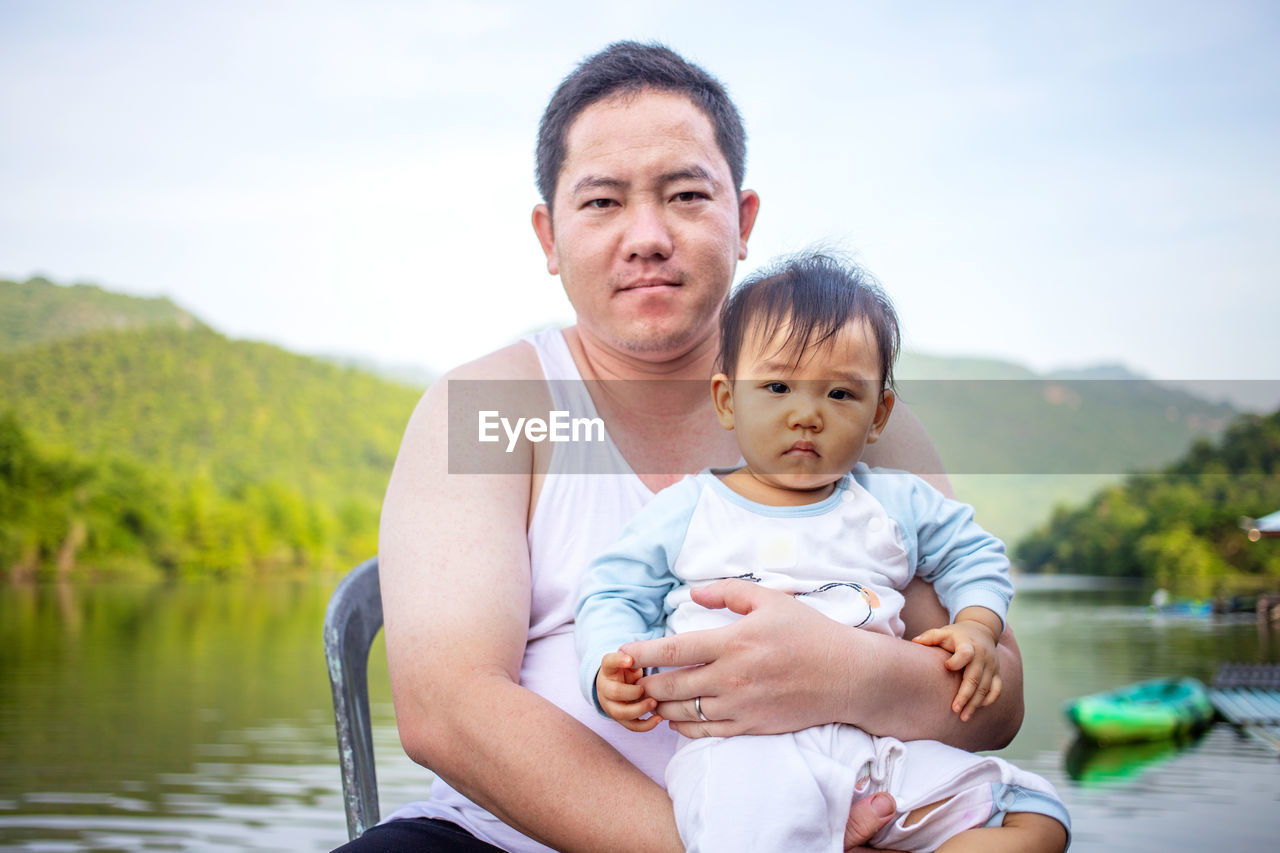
left=384, top=328, right=680, bottom=851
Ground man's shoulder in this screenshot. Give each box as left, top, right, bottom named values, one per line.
left=438, top=337, right=546, bottom=383
left=403, top=334, right=552, bottom=443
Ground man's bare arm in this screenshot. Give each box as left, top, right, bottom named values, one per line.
left=865, top=576, right=1023, bottom=749
left=379, top=345, right=681, bottom=853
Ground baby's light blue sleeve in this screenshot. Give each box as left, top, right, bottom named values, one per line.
left=857, top=466, right=1014, bottom=628
left=575, top=476, right=702, bottom=714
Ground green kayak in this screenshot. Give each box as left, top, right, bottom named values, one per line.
left=1064, top=677, right=1216, bottom=744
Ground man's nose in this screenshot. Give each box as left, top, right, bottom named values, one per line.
left=620, top=202, right=674, bottom=260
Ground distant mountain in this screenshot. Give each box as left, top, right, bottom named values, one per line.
left=897, top=350, right=1038, bottom=381
left=895, top=350, right=1237, bottom=545
left=897, top=373, right=1234, bottom=476
left=1, top=325, right=418, bottom=499
left=1, top=279, right=421, bottom=579
left=1152, top=379, right=1280, bottom=415
left=1, top=277, right=205, bottom=351
left=1045, top=363, right=1146, bottom=381
left=314, top=351, right=435, bottom=390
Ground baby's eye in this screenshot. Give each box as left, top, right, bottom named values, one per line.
left=829, top=388, right=852, bottom=400
left=765, top=382, right=789, bottom=394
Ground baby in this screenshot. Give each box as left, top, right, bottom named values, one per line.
left=575, top=253, right=1069, bottom=852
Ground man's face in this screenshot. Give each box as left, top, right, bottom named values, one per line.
left=711, top=317, right=895, bottom=496
left=532, top=89, right=759, bottom=359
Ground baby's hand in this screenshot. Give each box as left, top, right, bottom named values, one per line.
left=912, top=607, right=1002, bottom=721
left=596, top=652, right=663, bottom=732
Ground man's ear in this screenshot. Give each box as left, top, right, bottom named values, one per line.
left=736, top=190, right=760, bottom=260
left=532, top=204, right=558, bottom=275
left=866, top=388, right=896, bottom=444
left=711, top=373, right=736, bottom=430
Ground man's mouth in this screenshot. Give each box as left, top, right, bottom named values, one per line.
left=618, top=278, right=680, bottom=293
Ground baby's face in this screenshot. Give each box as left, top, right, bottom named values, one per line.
left=715, top=317, right=893, bottom=495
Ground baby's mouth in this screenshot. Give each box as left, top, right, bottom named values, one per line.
left=784, top=441, right=819, bottom=457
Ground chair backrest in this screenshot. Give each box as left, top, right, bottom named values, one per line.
left=324, top=557, right=383, bottom=840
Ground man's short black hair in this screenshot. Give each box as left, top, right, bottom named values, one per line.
left=535, top=41, right=746, bottom=209
left=718, top=253, right=901, bottom=393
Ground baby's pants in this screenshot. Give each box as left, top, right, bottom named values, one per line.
left=665, top=724, right=1069, bottom=853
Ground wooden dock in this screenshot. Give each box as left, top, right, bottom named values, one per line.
left=1208, top=663, right=1280, bottom=753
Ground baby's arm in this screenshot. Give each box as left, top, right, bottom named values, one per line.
left=595, top=652, right=664, bottom=732
left=912, top=606, right=1003, bottom=720
left=575, top=477, right=701, bottom=716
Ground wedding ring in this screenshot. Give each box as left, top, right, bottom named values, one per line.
left=694, top=695, right=709, bottom=722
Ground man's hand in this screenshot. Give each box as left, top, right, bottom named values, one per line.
left=911, top=606, right=1002, bottom=721
left=596, top=652, right=663, bottom=732
left=621, top=580, right=856, bottom=737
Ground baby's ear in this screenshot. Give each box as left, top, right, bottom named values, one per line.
left=867, top=388, right=895, bottom=443
left=710, top=374, right=736, bottom=430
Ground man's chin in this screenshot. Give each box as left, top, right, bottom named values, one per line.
left=611, top=323, right=711, bottom=357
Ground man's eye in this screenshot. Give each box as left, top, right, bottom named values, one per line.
left=672, top=191, right=707, bottom=203
left=766, top=382, right=789, bottom=394
left=586, top=198, right=616, bottom=209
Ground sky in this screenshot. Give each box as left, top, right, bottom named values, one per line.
left=3, top=1, right=1278, bottom=403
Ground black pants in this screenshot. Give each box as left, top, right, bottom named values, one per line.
left=332, top=818, right=507, bottom=852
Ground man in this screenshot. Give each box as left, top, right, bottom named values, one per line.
left=355, top=42, right=1023, bottom=852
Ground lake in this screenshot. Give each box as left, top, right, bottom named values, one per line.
left=2, top=573, right=1279, bottom=851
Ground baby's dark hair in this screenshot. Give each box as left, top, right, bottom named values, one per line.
left=717, top=252, right=900, bottom=391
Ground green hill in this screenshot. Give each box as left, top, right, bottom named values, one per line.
left=1, top=283, right=423, bottom=579
left=1015, top=409, right=1280, bottom=595
left=1, top=276, right=204, bottom=351
left=2, top=325, right=416, bottom=499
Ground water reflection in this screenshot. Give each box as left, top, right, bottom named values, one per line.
left=1063, top=733, right=1198, bottom=788
left=1, top=574, right=1278, bottom=851
left=0, top=576, right=395, bottom=850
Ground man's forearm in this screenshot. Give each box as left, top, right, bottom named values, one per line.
left=837, top=626, right=1023, bottom=750
left=404, top=673, right=682, bottom=853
